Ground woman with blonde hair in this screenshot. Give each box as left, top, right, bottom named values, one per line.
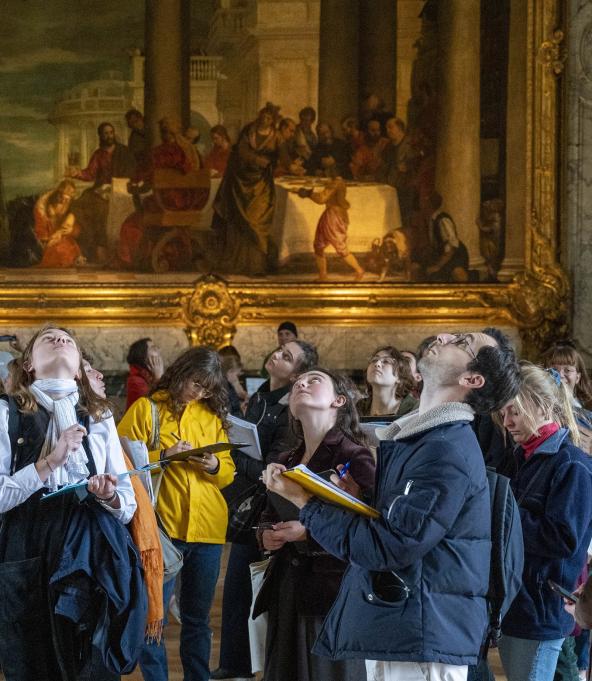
left=497, top=362, right=592, bottom=681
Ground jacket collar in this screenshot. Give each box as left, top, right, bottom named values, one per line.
left=516, top=427, right=569, bottom=457
left=393, top=401, right=475, bottom=441
left=256, top=380, right=291, bottom=405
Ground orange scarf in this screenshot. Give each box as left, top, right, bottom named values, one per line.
left=123, top=452, right=164, bottom=642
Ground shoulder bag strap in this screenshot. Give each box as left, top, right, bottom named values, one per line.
left=147, top=398, right=165, bottom=505
left=515, top=455, right=552, bottom=506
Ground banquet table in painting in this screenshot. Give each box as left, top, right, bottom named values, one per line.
left=270, top=177, right=402, bottom=264
left=105, top=176, right=223, bottom=250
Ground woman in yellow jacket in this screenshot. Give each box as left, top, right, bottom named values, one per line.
left=118, top=346, right=235, bottom=681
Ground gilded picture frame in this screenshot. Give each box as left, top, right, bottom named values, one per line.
left=0, top=0, right=567, bottom=357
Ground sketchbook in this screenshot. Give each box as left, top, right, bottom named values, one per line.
left=282, top=464, right=380, bottom=519
left=227, top=415, right=262, bottom=460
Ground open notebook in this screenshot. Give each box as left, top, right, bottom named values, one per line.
left=282, top=464, right=380, bottom=519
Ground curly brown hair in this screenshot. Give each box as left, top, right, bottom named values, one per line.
left=150, top=346, right=229, bottom=428
left=357, top=346, right=415, bottom=416
left=11, top=323, right=111, bottom=421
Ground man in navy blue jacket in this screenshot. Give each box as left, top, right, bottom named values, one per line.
left=264, top=328, right=521, bottom=681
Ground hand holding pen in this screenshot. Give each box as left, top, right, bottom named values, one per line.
left=331, top=461, right=362, bottom=500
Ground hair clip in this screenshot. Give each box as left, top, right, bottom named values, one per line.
left=546, top=367, right=562, bottom=386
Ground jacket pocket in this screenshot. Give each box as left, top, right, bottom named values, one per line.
left=388, top=487, right=439, bottom=537
left=0, top=556, right=44, bottom=622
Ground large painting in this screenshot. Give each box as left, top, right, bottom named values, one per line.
left=0, top=0, right=568, bottom=356
left=1, top=0, right=515, bottom=283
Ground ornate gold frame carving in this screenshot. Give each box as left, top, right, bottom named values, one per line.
left=0, top=0, right=568, bottom=356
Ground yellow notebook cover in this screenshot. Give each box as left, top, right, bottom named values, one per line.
left=282, top=464, right=380, bottom=519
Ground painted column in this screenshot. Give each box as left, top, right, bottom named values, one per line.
left=318, top=0, right=359, bottom=131
left=498, top=0, right=527, bottom=282
left=359, top=0, right=397, bottom=113
left=566, top=1, right=592, bottom=360
left=144, top=0, right=191, bottom=146
left=435, top=0, right=484, bottom=270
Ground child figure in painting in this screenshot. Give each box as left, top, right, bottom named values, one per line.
left=296, top=177, right=365, bottom=281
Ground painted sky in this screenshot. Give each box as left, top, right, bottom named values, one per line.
left=0, top=0, right=213, bottom=201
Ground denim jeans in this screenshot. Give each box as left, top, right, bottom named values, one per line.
left=138, top=576, right=176, bottom=681
left=498, top=635, right=565, bottom=681
left=176, top=540, right=223, bottom=681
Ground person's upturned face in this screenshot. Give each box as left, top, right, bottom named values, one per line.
left=499, top=399, right=546, bottom=444
left=259, top=112, right=274, bottom=128
left=265, top=341, right=304, bottom=383
left=29, top=328, right=80, bottom=379
left=99, top=125, right=115, bottom=146
left=289, top=370, right=343, bottom=419
left=549, top=363, right=580, bottom=394
left=83, top=360, right=106, bottom=398
left=367, top=121, right=382, bottom=142
left=418, top=332, right=497, bottom=387
left=366, top=350, right=399, bottom=390
left=277, top=328, right=297, bottom=346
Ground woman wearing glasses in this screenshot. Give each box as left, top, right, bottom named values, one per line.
left=542, top=340, right=592, bottom=454
left=357, top=346, right=418, bottom=422
left=118, top=347, right=235, bottom=681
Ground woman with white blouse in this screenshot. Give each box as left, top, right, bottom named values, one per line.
left=0, top=324, right=136, bottom=681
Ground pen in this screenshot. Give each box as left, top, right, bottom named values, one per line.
left=338, top=461, right=351, bottom=480
left=252, top=523, right=275, bottom=531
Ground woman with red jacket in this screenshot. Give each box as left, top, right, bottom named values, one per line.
left=125, top=338, right=164, bottom=410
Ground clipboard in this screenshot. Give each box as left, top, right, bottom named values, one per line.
left=282, top=464, right=380, bottom=519
left=163, top=441, right=248, bottom=463
left=40, top=461, right=163, bottom=501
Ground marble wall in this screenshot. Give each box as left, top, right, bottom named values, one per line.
left=4, top=322, right=520, bottom=375
left=566, top=1, right=592, bottom=361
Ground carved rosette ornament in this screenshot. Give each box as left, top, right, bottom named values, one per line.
left=537, top=29, right=566, bottom=74
left=180, top=275, right=241, bottom=349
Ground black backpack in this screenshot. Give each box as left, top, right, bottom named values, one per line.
left=481, top=467, right=524, bottom=658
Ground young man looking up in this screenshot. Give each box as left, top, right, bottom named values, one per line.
left=264, top=328, right=521, bottom=681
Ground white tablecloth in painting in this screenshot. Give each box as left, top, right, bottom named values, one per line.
left=271, top=178, right=401, bottom=263
left=105, top=176, right=222, bottom=249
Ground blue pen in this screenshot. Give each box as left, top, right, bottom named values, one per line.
left=338, top=461, right=351, bottom=480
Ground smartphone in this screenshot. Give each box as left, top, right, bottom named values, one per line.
left=0, top=335, right=16, bottom=342
left=547, top=579, right=579, bottom=604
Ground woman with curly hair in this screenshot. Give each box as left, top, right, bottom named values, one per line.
left=357, top=345, right=418, bottom=421
left=0, top=324, right=136, bottom=681
left=118, top=347, right=235, bottom=681
left=257, top=368, right=376, bottom=681
left=542, top=341, right=592, bottom=453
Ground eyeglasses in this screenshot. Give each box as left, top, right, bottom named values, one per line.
left=552, top=365, right=578, bottom=376
left=448, top=334, right=477, bottom=360
left=191, top=380, right=212, bottom=398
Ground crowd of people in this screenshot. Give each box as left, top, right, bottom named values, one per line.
left=1, top=321, right=591, bottom=681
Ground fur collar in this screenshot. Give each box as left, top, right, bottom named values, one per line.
left=376, top=402, right=474, bottom=441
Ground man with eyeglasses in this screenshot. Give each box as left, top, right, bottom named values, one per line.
left=264, top=327, right=521, bottom=681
